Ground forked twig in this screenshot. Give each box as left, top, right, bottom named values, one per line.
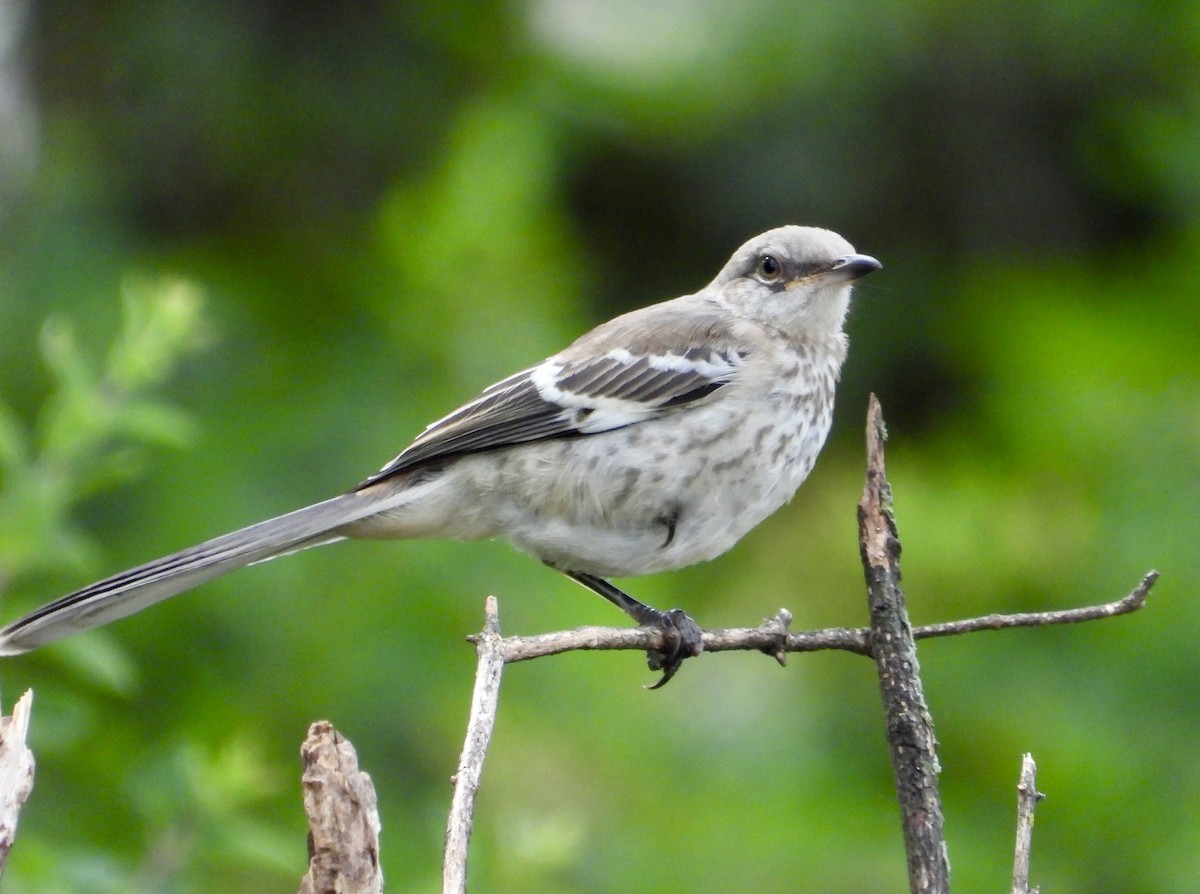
left=444, top=395, right=1156, bottom=892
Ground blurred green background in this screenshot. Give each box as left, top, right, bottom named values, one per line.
left=0, top=1, right=1196, bottom=891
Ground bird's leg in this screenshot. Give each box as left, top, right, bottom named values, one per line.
left=565, top=571, right=704, bottom=688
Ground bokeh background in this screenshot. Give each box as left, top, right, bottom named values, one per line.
left=0, top=2, right=1197, bottom=891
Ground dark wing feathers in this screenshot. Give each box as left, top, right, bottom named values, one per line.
left=575, top=355, right=714, bottom=404
left=361, top=373, right=574, bottom=485
left=361, top=304, right=751, bottom=487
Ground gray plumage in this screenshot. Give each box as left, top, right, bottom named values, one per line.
left=0, top=225, right=880, bottom=656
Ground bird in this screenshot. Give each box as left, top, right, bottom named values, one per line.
left=0, top=225, right=880, bottom=685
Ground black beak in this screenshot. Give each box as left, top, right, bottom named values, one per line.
left=828, top=253, right=883, bottom=282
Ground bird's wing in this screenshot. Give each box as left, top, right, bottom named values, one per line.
left=360, top=301, right=750, bottom=486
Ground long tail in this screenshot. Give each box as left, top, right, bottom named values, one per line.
left=0, top=491, right=383, bottom=655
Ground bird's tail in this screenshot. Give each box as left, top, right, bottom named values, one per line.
left=0, top=492, right=381, bottom=655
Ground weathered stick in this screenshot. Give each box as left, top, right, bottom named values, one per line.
left=0, top=690, right=34, bottom=881
left=858, top=394, right=949, bottom=894
left=297, top=721, right=383, bottom=894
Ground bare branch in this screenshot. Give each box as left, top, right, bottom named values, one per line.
left=913, top=572, right=1156, bottom=639
left=858, top=394, right=949, bottom=894
left=1012, top=753, right=1043, bottom=894
left=0, top=690, right=34, bottom=881
left=491, top=570, right=1156, bottom=666
left=297, top=721, right=382, bottom=894
left=438, top=392, right=1156, bottom=894
left=444, top=595, right=505, bottom=894
left=497, top=624, right=662, bottom=661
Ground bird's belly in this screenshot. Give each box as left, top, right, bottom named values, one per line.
left=468, top=388, right=833, bottom=577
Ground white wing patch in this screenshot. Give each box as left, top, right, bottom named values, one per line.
left=532, top=348, right=745, bottom=434
left=360, top=346, right=747, bottom=486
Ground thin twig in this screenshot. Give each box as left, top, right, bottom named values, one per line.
left=444, top=595, right=505, bottom=894
left=491, top=569, right=1156, bottom=665
left=297, top=721, right=382, bottom=894
left=913, top=572, right=1155, bottom=639
left=494, top=611, right=866, bottom=662
left=1012, top=753, right=1043, bottom=894
left=0, top=690, right=34, bottom=881
left=858, top=394, right=949, bottom=894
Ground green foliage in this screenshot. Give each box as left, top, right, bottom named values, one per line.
left=0, top=280, right=302, bottom=890
left=0, top=2, right=1197, bottom=891
left=0, top=278, right=209, bottom=585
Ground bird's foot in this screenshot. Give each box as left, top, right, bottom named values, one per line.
left=641, top=607, right=704, bottom=689
left=562, top=571, right=704, bottom=688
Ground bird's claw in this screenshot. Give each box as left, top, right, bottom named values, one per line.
left=644, top=608, right=704, bottom=689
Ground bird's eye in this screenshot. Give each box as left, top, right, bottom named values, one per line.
left=756, top=254, right=783, bottom=282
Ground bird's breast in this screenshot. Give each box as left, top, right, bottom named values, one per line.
left=464, top=347, right=844, bottom=577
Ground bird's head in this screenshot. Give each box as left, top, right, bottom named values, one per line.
left=708, top=226, right=881, bottom=341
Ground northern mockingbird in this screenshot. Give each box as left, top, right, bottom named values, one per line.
left=0, top=225, right=880, bottom=684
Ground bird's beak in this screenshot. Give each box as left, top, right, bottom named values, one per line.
left=785, top=253, right=882, bottom=290
left=825, top=253, right=882, bottom=283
